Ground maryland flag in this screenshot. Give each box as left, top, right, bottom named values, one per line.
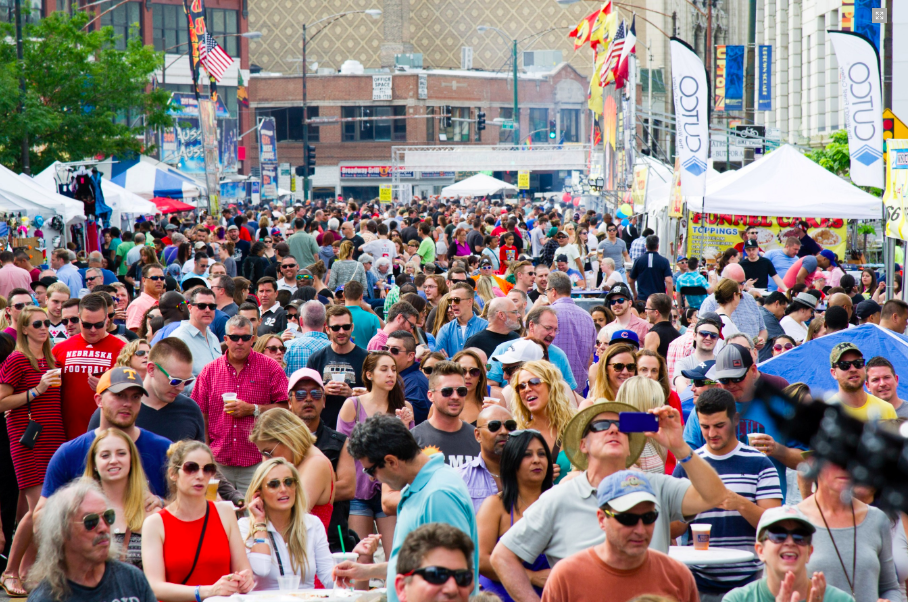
left=237, top=71, right=249, bottom=107
left=589, top=0, right=613, bottom=51
left=568, top=8, right=600, bottom=50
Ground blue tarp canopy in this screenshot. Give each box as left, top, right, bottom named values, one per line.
left=759, top=324, right=908, bottom=399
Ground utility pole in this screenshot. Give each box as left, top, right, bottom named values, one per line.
left=512, top=39, right=519, bottom=146
left=14, top=0, right=29, bottom=174
left=302, top=22, right=309, bottom=203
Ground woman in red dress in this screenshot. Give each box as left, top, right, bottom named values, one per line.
left=142, top=440, right=254, bottom=601
left=0, top=307, right=66, bottom=597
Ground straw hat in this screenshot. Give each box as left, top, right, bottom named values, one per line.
left=562, top=401, right=647, bottom=471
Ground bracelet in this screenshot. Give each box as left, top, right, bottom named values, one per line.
left=253, top=522, right=267, bottom=530
left=678, top=449, right=694, bottom=464
left=195, top=585, right=202, bottom=602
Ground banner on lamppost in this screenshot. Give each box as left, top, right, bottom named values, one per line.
left=198, top=98, right=220, bottom=215
left=670, top=37, right=709, bottom=197
left=725, top=45, right=744, bottom=110
left=828, top=30, right=884, bottom=189
left=757, top=45, right=772, bottom=111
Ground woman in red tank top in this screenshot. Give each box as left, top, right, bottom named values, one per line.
left=141, top=440, right=255, bottom=601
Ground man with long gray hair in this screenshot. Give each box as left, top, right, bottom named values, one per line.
left=29, top=478, right=155, bottom=601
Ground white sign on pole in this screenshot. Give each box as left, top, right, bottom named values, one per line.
left=373, top=75, right=393, bottom=101
left=418, top=74, right=427, bottom=100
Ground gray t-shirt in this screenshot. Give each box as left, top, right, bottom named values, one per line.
left=28, top=560, right=155, bottom=602
left=410, top=420, right=479, bottom=470
left=598, top=238, right=628, bottom=266
left=895, top=400, right=908, bottom=420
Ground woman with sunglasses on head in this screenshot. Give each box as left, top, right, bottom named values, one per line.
left=512, top=360, right=575, bottom=484
left=83, top=429, right=150, bottom=569
left=451, top=349, right=488, bottom=425
left=477, top=430, right=554, bottom=602
left=116, top=338, right=151, bottom=380
left=771, top=334, right=797, bottom=357
left=253, top=335, right=286, bottom=369
left=142, top=440, right=254, bottom=601
left=0, top=306, right=65, bottom=598
left=587, top=343, right=638, bottom=404
left=337, top=351, right=413, bottom=556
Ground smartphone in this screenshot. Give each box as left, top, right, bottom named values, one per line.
left=619, top=412, right=660, bottom=433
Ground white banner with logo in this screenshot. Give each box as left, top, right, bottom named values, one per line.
left=829, top=30, right=884, bottom=189
left=670, top=38, right=709, bottom=196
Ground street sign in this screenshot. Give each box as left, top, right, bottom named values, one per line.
left=501, top=121, right=515, bottom=130
left=517, top=171, right=530, bottom=189
left=308, top=116, right=339, bottom=124
left=732, top=125, right=765, bottom=148
left=379, top=185, right=393, bottom=203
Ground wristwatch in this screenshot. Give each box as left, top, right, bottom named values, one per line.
left=253, top=404, right=261, bottom=418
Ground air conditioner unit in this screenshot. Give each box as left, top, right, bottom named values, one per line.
left=395, top=53, right=424, bottom=69
left=523, top=50, right=563, bottom=72
left=461, top=47, right=473, bottom=70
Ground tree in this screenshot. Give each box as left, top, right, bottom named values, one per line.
left=0, top=10, right=171, bottom=173
left=805, top=129, right=882, bottom=197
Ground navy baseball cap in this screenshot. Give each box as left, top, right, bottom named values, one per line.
left=681, top=360, right=716, bottom=381
left=609, top=330, right=640, bottom=348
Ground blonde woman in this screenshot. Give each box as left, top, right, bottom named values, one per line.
left=428, top=294, right=454, bottom=337
left=142, top=440, right=254, bottom=601
left=253, top=335, right=286, bottom=368
left=249, top=409, right=335, bottom=532
left=327, top=241, right=367, bottom=291
left=587, top=343, right=637, bottom=403
left=83, top=429, right=150, bottom=568
left=476, top=276, right=498, bottom=306
left=511, top=360, right=575, bottom=484
left=614, top=376, right=667, bottom=474
left=116, top=338, right=151, bottom=379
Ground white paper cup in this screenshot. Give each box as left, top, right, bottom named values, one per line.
left=691, top=523, right=711, bottom=550
left=332, top=552, right=359, bottom=589
left=278, top=574, right=301, bottom=591
left=331, top=373, right=346, bottom=383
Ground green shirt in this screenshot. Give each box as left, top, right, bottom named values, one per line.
left=347, top=305, right=380, bottom=350
left=416, top=236, right=435, bottom=265
left=722, top=578, right=854, bottom=602
left=115, top=242, right=135, bottom=276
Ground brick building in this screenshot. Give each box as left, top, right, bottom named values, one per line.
left=248, top=63, right=589, bottom=200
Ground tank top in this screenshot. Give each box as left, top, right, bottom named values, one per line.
left=478, top=504, right=550, bottom=602
left=650, top=321, right=681, bottom=359
left=160, top=502, right=231, bottom=587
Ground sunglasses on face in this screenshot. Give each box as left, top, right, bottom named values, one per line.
left=266, top=345, right=286, bottom=354
left=225, top=334, right=254, bottom=342
left=608, top=362, right=636, bottom=373
left=584, top=418, right=620, bottom=437
left=12, top=303, right=29, bottom=311
left=265, top=477, right=297, bottom=490
left=502, top=364, right=523, bottom=377
left=61, top=317, right=80, bottom=325
left=362, top=459, right=385, bottom=477
left=432, top=386, right=468, bottom=398
left=80, top=509, right=116, bottom=531
left=329, top=323, right=353, bottom=332
left=462, top=367, right=482, bottom=378
left=192, top=303, right=217, bottom=310
left=292, top=388, right=323, bottom=400
left=81, top=319, right=107, bottom=330
left=603, top=509, right=659, bottom=526
left=402, top=567, right=474, bottom=588
left=148, top=276, right=166, bottom=282
left=718, top=374, right=748, bottom=385
left=421, top=365, right=436, bottom=375
left=182, top=461, right=217, bottom=475
left=774, top=343, right=794, bottom=351
left=697, top=331, right=719, bottom=340
left=515, top=377, right=543, bottom=392
left=692, top=379, right=717, bottom=387
left=762, top=527, right=813, bottom=546
left=608, top=298, right=627, bottom=306
left=134, top=349, right=148, bottom=357
left=30, top=319, right=51, bottom=329
left=835, top=358, right=865, bottom=371
left=480, top=419, right=517, bottom=433
left=380, top=345, right=406, bottom=356
left=154, top=362, right=196, bottom=387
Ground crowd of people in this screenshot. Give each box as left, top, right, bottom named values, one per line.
left=0, top=196, right=904, bottom=602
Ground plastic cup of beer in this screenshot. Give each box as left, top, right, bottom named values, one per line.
left=205, top=479, right=219, bottom=502
left=691, top=524, right=711, bottom=550
left=222, top=392, right=237, bottom=413
left=278, top=574, right=301, bottom=591
left=47, top=369, right=62, bottom=386
left=332, top=552, right=359, bottom=589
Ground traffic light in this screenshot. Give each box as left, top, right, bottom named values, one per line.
left=295, top=166, right=305, bottom=177
left=884, top=117, right=895, bottom=141
left=303, top=145, right=316, bottom=177
left=477, top=111, right=486, bottom=132
left=443, top=107, right=452, bottom=129
left=548, top=120, right=556, bottom=139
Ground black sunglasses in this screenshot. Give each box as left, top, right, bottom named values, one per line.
left=480, top=419, right=517, bottom=433
left=422, top=365, right=435, bottom=375
left=12, top=302, right=29, bottom=311
left=462, top=367, right=482, bottom=378
left=225, top=334, right=254, bottom=342
left=515, top=377, right=542, bottom=392
left=402, top=567, right=473, bottom=588
left=265, top=477, right=297, bottom=490
left=282, top=264, right=298, bottom=269
left=192, top=303, right=217, bottom=310
left=697, top=331, right=720, bottom=340
left=292, top=389, right=323, bottom=400
left=363, top=459, right=385, bottom=478
left=329, top=323, right=353, bottom=332
left=380, top=345, right=405, bottom=356
left=134, top=349, right=148, bottom=356
left=80, top=319, right=107, bottom=330
left=603, top=509, right=659, bottom=527
left=181, top=461, right=218, bottom=475
left=762, top=527, right=812, bottom=546
left=608, top=298, right=627, bottom=306
left=502, top=364, right=524, bottom=377
left=608, top=362, right=636, bottom=373
left=834, top=358, right=865, bottom=371
left=148, top=276, right=166, bottom=281
left=692, top=379, right=717, bottom=387
left=265, top=345, right=285, bottom=354
left=718, top=374, right=748, bottom=385
left=432, top=386, right=468, bottom=398
left=61, top=317, right=80, bottom=325
left=30, top=319, right=51, bottom=329
left=80, top=509, right=116, bottom=531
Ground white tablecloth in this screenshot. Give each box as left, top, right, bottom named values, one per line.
left=207, top=589, right=364, bottom=601
left=668, top=546, right=755, bottom=566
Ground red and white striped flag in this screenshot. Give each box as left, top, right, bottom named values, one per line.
left=199, top=33, right=233, bottom=82
left=599, top=19, right=625, bottom=86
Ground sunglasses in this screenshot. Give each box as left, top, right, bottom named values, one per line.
left=225, top=334, right=254, bottom=342
left=134, top=349, right=148, bottom=357
left=282, top=264, right=298, bottom=269
left=265, top=477, right=297, bottom=490
left=192, top=303, right=217, bottom=310
left=718, top=374, right=748, bottom=385
left=692, top=379, right=717, bottom=387
left=762, top=527, right=813, bottom=546
left=603, top=509, right=659, bottom=526
left=462, top=367, right=482, bottom=378
left=774, top=343, right=794, bottom=351
left=80, top=319, right=107, bottom=330
left=401, top=567, right=474, bottom=588
left=80, top=509, right=116, bottom=531
left=329, top=323, right=353, bottom=332
left=148, top=276, right=166, bottom=281
left=297, top=274, right=313, bottom=280
left=697, top=331, right=719, bottom=340
left=154, top=362, right=196, bottom=387
left=432, top=386, right=468, bottom=398
left=292, top=388, right=323, bottom=400
left=608, top=298, right=628, bottom=306
left=265, top=345, right=286, bottom=355
left=362, top=459, right=385, bottom=477
left=12, top=302, right=29, bottom=311
left=380, top=345, right=406, bottom=356
left=515, top=377, right=543, bottom=392
left=422, top=365, right=436, bottom=375
left=835, top=358, right=865, bottom=371
left=61, top=317, right=80, bottom=325
left=30, top=319, right=51, bottom=329
left=480, top=419, right=517, bottom=433
left=608, top=362, right=636, bottom=373
left=182, top=461, right=217, bottom=475
left=502, top=364, right=523, bottom=377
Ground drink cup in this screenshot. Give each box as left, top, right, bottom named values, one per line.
left=205, top=479, right=219, bottom=502
left=331, top=373, right=346, bottom=383
left=278, top=574, right=301, bottom=591
left=691, top=524, right=711, bottom=550
left=47, top=369, right=62, bottom=386
left=332, top=552, right=359, bottom=589
left=222, top=392, right=237, bottom=413
left=746, top=433, right=762, bottom=452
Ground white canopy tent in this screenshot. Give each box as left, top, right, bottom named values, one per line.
left=440, top=173, right=518, bottom=197
left=0, top=165, right=85, bottom=226
left=687, top=144, right=882, bottom=219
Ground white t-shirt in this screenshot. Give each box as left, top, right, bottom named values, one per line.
left=559, top=244, right=581, bottom=266
left=780, top=315, right=809, bottom=343
left=362, top=239, right=397, bottom=261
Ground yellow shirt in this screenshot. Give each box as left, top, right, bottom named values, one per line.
left=830, top=393, right=898, bottom=421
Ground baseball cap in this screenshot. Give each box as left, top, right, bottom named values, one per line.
left=30, top=276, right=58, bottom=291
left=744, top=239, right=760, bottom=249
left=287, top=367, right=325, bottom=391
left=180, top=277, right=208, bottom=291
left=609, top=330, right=640, bottom=348
left=819, top=249, right=838, bottom=267
left=756, top=505, right=816, bottom=541
left=855, top=299, right=882, bottom=320
left=605, top=283, right=633, bottom=300
left=714, top=343, right=754, bottom=380
left=695, top=312, right=723, bottom=335
left=194, top=241, right=206, bottom=250
left=97, top=366, right=148, bottom=396
left=681, top=360, right=717, bottom=381
left=492, top=339, right=544, bottom=364
left=555, top=254, right=569, bottom=263
left=596, top=470, right=659, bottom=512
left=830, top=342, right=862, bottom=367
left=555, top=230, right=568, bottom=238
left=480, top=258, right=493, bottom=267
left=546, top=227, right=559, bottom=237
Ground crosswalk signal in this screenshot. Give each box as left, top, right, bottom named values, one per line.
left=304, top=145, right=316, bottom=177
left=548, top=120, right=556, bottom=139
left=477, top=111, right=486, bottom=131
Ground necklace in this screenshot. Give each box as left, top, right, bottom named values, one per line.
left=815, top=496, right=856, bottom=598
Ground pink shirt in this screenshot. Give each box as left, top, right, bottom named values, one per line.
left=125, top=292, right=160, bottom=331
left=0, top=263, right=34, bottom=300
left=367, top=330, right=389, bottom=351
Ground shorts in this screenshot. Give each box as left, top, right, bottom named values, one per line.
left=349, top=492, right=387, bottom=519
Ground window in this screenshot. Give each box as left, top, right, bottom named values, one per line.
left=560, top=109, right=580, bottom=143
left=441, top=107, right=470, bottom=142
left=101, top=2, right=141, bottom=50
left=0, top=0, right=40, bottom=23
left=498, top=108, right=513, bottom=144
left=426, top=107, right=435, bottom=142
left=342, top=106, right=406, bottom=142
left=153, top=4, right=189, bottom=53
left=529, top=108, right=548, bottom=143
left=205, top=9, right=239, bottom=57
left=254, top=107, right=319, bottom=142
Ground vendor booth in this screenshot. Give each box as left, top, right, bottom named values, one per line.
left=94, top=156, right=206, bottom=201
left=440, top=173, right=518, bottom=197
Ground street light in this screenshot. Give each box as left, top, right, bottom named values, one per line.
left=301, top=9, right=382, bottom=201
left=477, top=25, right=518, bottom=146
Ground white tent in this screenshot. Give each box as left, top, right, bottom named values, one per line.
left=0, top=164, right=85, bottom=225
left=441, top=174, right=518, bottom=197
left=687, top=144, right=882, bottom=219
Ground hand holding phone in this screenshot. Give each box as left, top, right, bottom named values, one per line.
left=619, top=412, right=660, bottom=433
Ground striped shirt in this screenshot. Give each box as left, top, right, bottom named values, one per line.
left=672, top=442, right=782, bottom=591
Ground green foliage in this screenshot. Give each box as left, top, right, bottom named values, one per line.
left=0, top=11, right=171, bottom=173
left=805, top=129, right=883, bottom=197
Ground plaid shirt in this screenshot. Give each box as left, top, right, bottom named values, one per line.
left=698, top=292, right=767, bottom=338
left=629, top=237, right=647, bottom=260
left=551, top=298, right=597, bottom=392
left=284, top=331, right=330, bottom=376
left=192, top=351, right=290, bottom=467
left=666, top=328, right=696, bottom=381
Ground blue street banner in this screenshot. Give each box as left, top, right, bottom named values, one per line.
left=842, top=0, right=881, bottom=51
left=725, top=45, right=744, bottom=110
left=757, top=46, right=772, bottom=111
left=258, top=117, right=277, bottom=164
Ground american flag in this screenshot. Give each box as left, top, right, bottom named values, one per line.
left=199, top=32, right=233, bottom=82
left=599, top=19, right=626, bottom=86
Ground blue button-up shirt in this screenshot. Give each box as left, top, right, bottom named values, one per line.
left=55, top=263, right=84, bottom=298
left=698, top=291, right=767, bottom=338
left=459, top=455, right=499, bottom=513
left=387, top=453, right=479, bottom=602
left=170, top=321, right=223, bottom=393
left=435, top=314, right=488, bottom=358
left=284, top=331, right=330, bottom=376
left=400, top=362, right=430, bottom=424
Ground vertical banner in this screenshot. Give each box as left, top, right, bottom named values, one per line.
left=841, top=0, right=855, bottom=30
left=219, top=118, right=238, bottom=174
left=517, top=171, right=530, bottom=189
left=624, top=54, right=636, bottom=187
left=198, top=99, right=220, bottom=215
left=828, top=30, right=884, bottom=188
left=261, top=164, right=278, bottom=200
left=181, top=0, right=205, bottom=98
left=670, top=37, right=709, bottom=196
left=258, top=117, right=278, bottom=201
left=853, top=0, right=882, bottom=51
left=668, top=158, right=684, bottom=218
left=725, top=45, right=745, bottom=110
left=757, top=45, right=773, bottom=111
left=714, top=45, right=726, bottom=111
left=603, top=92, right=618, bottom=190
left=884, top=140, right=908, bottom=240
